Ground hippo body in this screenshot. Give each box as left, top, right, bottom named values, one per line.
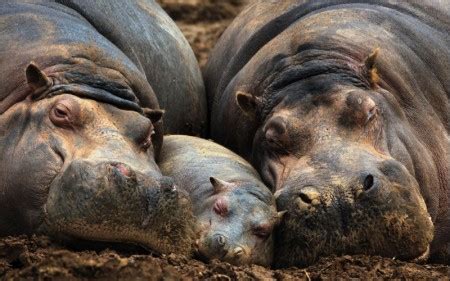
left=0, top=0, right=198, bottom=255
left=205, top=1, right=449, bottom=265
left=159, top=135, right=279, bottom=266
left=1, top=0, right=206, bottom=136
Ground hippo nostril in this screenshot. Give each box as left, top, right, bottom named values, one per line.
left=298, top=186, right=320, bottom=204
left=217, top=235, right=226, bottom=247
left=232, top=247, right=244, bottom=257
left=299, top=192, right=312, bottom=204
left=363, top=174, right=374, bottom=191
left=160, top=176, right=177, bottom=193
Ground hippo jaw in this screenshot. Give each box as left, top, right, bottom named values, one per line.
left=273, top=144, right=434, bottom=267
left=42, top=160, right=195, bottom=256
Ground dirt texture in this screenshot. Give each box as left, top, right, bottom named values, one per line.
left=1, top=236, right=449, bottom=280
left=1, top=0, right=449, bottom=280
left=158, top=0, right=246, bottom=68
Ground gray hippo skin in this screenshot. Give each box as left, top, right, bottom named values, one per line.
left=53, top=0, right=207, bottom=136
left=159, top=135, right=281, bottom=266
left=204, top=0, right=449, bottom=266
left=0, top=0, right=196, bottom=255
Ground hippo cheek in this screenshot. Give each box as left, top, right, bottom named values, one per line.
left=42, top=160, right=195, bottom=255
left=274, top=183, right=434, bottom=268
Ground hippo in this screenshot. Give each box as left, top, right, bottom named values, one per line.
left=0, top=0, right=198, bottom=255
left=158, top=135, right=281, bottom=266
left=204, top=0, right=450, bottom=266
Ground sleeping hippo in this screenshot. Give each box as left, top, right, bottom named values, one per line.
left=159, top=135, right=281, bottom=266
left=204, top=0, right=449, bottom=266
left=0, top=0, right=200, bottom=255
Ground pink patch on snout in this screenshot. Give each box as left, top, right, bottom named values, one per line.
left=113, top=163, right=131, bottom=177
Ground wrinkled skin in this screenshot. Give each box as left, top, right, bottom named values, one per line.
left=205, top=0, right=449, bottom=266
left=159, top=135, right=280, bottom=266
left=0, top=0, right=197, bottom=255
left=52, top=0, right=207, bottom=136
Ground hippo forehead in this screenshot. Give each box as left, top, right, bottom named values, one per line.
left=267, top=86, right=377, bottom=129
left=229, top=183, right=274, bottom=205
left=225, top=186, right=276, bottom=220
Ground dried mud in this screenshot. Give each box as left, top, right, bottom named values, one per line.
left=1, top=236, right=448, bottom=280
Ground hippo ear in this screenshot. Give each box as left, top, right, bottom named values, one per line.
left=275, top=210, right=287, bottom=225
left=144, top=108, right=165, bottom=124
left=363, top=48, right=380, bottom=88
left=210, top=177, right=231, bottom=194
left=26, top=62, right=51, bottom=91
left=236, top=91, right=262, bottom=117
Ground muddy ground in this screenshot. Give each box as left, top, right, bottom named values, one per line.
left=1, top=0, right=449, bottom=280
left=158, top=0, right=246, bottom=68
left=1, top=235, right=449, bottom=280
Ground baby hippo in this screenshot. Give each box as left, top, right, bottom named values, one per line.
left=159, top=135, right=280, bottom=266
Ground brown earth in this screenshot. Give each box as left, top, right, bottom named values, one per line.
left=158, top=0, right=247, bottom=68
left=1, top=235, right=449, bottom=280
left=1, top=1, right=449, bottom=280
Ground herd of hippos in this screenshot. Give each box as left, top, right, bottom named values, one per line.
left=0, top=0, right=448, bottom=269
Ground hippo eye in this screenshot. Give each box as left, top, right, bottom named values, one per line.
left=366, top=105, right=378, bottom=123
left=264, top=117, right=289, bottom=151
left=54, top=107, right=67, bottom=118
left=50, top=103, right=71, bottom=127
left=253, top=225, right=271, bottom=239
left=140, top=129, right=155, bottom=151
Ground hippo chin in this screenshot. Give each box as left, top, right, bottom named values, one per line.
left=205, top=1, right=449, bottom=266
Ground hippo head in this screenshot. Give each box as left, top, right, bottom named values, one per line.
left=194, top=177, right=281, bottom=266
left=0, top=64, right=195, bottom=255
left=235, top=52, right=434, bottom=266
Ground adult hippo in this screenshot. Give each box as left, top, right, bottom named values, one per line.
left=0, top=0, right=197, bottom=255
left=204, top=0, right=449, bottom=266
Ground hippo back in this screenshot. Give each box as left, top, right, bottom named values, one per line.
left=205, top=0, right=450, bottom=110
left=55, top=0, right=207, bottom=136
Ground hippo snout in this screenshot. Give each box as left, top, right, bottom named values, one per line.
left=274, top=155, right=434, bottom=267
left=199, top=233, right=250, bottom=264
left=42, top=159, right=196, bottom=255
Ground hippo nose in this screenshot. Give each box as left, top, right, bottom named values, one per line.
left=230, top=246, right=246, bottom=258
left=298, top=186, right=320, bottom=205
left=362, top=174, right=375, bottom=191
left=159, top=176, right=177, bottom=193
left=216, top=234, right=227, bottom=248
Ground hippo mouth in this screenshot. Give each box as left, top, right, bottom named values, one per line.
left=274, top=184, right=434, bottom=268
left=41, top=160, right=195, bottom=256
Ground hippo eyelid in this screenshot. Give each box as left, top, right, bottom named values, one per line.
left=245, top=188, right=272, bottom=205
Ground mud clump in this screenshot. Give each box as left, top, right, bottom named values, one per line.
left=1, top=236, right=449, bottom=280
